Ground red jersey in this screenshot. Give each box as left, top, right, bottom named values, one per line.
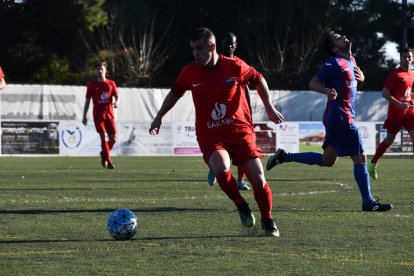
left=383, top=67, right=414, bottom=117
left=171, top=55, right=262, bottom=139
left=0, top=67, right=4, bottom=79
left=86, top=79, right=118, bottom=122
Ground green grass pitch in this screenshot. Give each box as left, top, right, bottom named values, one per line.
left=0, top=156, right=412, bottom=275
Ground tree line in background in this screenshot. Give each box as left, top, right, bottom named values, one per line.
left=0, top=0, right=413, bottom=90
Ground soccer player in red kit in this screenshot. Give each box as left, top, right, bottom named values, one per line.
left=368, top=48, right=414, bottom=179
left=0, top=66, right=6, bottom=90
left=149, top=27, right=284, bottom=237
left=207, top=32, right=251, bottom=190
left=82, top=62, right=119, bottom=169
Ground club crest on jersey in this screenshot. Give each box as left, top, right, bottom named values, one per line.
left=225, top=77, right=236, bottom=86
left=211, top=102, right=226, bottom=120
left=100, top=91, right=109, bottom=100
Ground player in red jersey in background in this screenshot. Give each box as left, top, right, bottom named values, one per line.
left=368, top=48, right=414, bottom=179
left=149, top=27, right=284, bottom=237
left=0, top=66, right=6, bottom=90
left=207, top=32, right=251, bottom=190
left=82, top=61, right=119, bottom=169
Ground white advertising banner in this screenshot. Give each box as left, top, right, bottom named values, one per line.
left=172, top=122, right=201, bottom=156
left=276, top=122, right=300, bottom=153
left=4, top=120, right=412, bottom=157
left=117, top=122, right=173, bottom=156
left=59, top=121, right=108, bottom=156
left=274, top=121, right=379, bottom=155
left=357, top=122, right=377, bottom=155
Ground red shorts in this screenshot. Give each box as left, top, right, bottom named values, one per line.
left=94, top=119, right=117, bottom=134
left=197, top=133, right=264, bottom=166
left=383, top=114, right=414, bottom=134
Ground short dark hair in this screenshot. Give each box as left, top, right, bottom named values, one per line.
left=223, top=32, right=236, bottom=42
left=400, top=47, right=413, bottom=56
left=96, top=61, right=107, bottom=68
left=190, top=27, right=215, bottom=44
left=322, top=31, right=336, bottom=56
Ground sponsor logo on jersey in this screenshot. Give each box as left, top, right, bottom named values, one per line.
left=345, top=80, right=358, bottom=88
left=226, top=78, right=235, bottom=86
left=211, top=102, right=226, bottom=120
left=207, top=118, right=235, bottom=129
left=207, top=103, right=234, bottom=128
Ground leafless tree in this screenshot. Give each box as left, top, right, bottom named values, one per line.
left=89, top=8, right=176, bottom=87
left=237, top=0, right=332, bottom=85
left=118, top=17, right=175, bottom=86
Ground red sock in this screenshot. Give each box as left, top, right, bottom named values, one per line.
left=108, top=140, right=115, bottom=150
left=237, top=166, right=245, bottom=181
left=101, top=141, right=111, bottom=162
left=216, top=170, right=245, bottom=206
left=252, top=182, right=273, bottom=220
left=372, top=140, right=390, bottom=164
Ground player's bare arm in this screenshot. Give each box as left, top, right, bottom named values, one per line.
left=382, top=87, right=412, bottom=109
left=82, top=99, right=91, bottom=125
left=354, top=66, right=365, bottom=82
left=309, top=76, right=337, bottom=100
left=149, top=91, right=181, bottom=135
left=255, top=78, right=284, bottom=124
left=0, top=77, right=6, bottom=90
left=113, top=94, right=120, bottom=108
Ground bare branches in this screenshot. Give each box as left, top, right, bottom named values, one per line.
left=237, top=0, right=332, bottom=86
left=91, top=9, right=176, bottom=87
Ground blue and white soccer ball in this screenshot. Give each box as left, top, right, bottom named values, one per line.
left=107, top=209, right=139, bottom=240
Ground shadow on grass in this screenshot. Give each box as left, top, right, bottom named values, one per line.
left=0, top=188, right=122, bottom=191
left=0, top=207, right=219, bottom=215
left=0, top=233, right=252, bottom=245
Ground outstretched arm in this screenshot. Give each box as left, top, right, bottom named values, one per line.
left=149, top=91, right=181, bottom=135
left=255, top=78, right=284, bottom=124
left=309, top=76, right=337, bottom=100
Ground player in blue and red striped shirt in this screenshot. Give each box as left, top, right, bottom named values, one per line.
left=266, top=31, right=392, bottom=212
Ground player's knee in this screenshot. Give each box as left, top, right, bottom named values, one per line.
left=322, top=158, right=336, bottom=167
left=109, top=136, right=117, bottom=143
left=213, top=168, right=230, bottom=177
left=360, top=154, right=367, bottom=164
left=248, top=174, right=266, bottom=186
left=322, top=161, right=335, bottom=167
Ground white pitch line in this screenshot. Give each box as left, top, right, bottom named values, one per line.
left=278, top=190, right=340, bottom=197
left=313, top=181, right=354, bottom=189
left=0, top=181, right=355, bottom=204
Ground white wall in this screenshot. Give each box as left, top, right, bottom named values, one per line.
left=0, top=84, right=388, bottom=123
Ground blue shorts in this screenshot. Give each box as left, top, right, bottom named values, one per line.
left=322, top=122, right=365, bottom=157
